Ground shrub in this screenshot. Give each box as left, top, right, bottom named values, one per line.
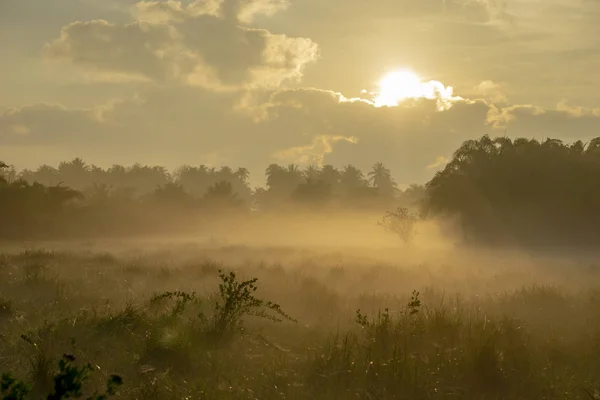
left=207, top=270, right=296, bottom=341
left=378, top=207, right=418, bottom=244
left=1, top=354, right=122, bottom=400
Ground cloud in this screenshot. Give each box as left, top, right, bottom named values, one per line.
left=235, top=0, right=289, bottom=23
left=272, top=135, right=358, bottom=166
left=486, top=103, right=600, bottom=138
left=0, top=103, right=104, bottom=146
left=133, top=0, right=221, bottom=22
left=133, top=0, right=290, bottom=23
left=44, top=0, right=318, bottom=91
left=4, top=80, right=600, bottom=184
left=45, top=19, right=184, bottom=83
left=428, top=156, right=449, bottom=170
left=473, top=80, right=508, bottom=104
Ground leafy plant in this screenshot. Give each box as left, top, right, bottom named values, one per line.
left=1, top=374, right=29, bottom=400
left=407, top=290, right=422, bottom=315
left=148, top=270, right=296, bottom=343
left=1, top=355, right=122, bottom=400
left=150, top=290, right=199, bottom=319
left=208, top=270, right=296, bottom=341
left=48, top=354, right=122, bottom=400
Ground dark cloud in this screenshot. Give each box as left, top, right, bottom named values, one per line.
left=0, top=103, right=103, bottom=146
left=45, top=20, right=182, bottom=82
left=44, top=0, right=318, bottom=90
left=4, top=84, right=600, bottom=184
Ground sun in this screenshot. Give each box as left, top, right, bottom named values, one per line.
left=371, top=68, right=459, bottom=109
left=376, top=69, right=423, bottom=106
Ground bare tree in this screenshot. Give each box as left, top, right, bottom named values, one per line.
left=378, top=207, right=418, bottom=244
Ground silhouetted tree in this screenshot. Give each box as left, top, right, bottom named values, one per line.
left=149, top=183, right=192, bottom=207
left=426, top=135, right=600, bottom=246
left=235, top=167, right=250, bottom=183
left=340, top=165, right=367, bottom=193
left=303, top=165, right=321, bottom=181
left=203, top=181, right=243, bottom=209
left=264, top=164, right=304, bottom=206
left=368, top=162, right=397, bottom=197
left=292, top=179, right=332, bottom=206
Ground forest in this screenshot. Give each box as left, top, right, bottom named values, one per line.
left=3, top=135, right=600, bottom=247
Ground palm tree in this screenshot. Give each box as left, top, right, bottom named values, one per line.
left=303, top=165, right=320, bottom=181
left=58, top=157, right=89, bottom=189
left=586, top=138, right=600, bottom=155
left=340, top=165, right=366, bottom=189
left=204, top=181, right=242, bottom=208
left=320, top=165, right=340, bottom=186
left=368, top=162, right=397, bottom=196
left=266, top=164, right=286, bottom=190
left=32, top=165, right=60, bottom=186
left=235, top=167, right=250, bottom=182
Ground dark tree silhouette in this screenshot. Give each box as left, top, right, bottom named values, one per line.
left=368, top=162, right=397, bottom=197
left=425, top=135, right=600, bottom=246
left=292, top=179, right=332, bottom=206
left=204, top=181, right=243, bottom=208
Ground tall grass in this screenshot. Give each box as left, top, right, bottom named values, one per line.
left=2, top=247, right=600, bottom=399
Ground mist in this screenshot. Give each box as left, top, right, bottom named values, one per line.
left=3, top=0, right=600, bottom=396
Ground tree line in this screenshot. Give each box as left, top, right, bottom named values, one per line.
left=0, top=160, right=423, bottom=239
left=4, top=135, right=599, bottom=247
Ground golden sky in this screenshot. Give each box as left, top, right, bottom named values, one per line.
left=1, top=0, right=599, bottom=185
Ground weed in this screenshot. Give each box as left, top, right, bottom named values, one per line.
left=47, top=354, right=122, bottom=400
left=0, top=354, right=122, bottom=400
left=0, top=297, right=14, bottom=320
left=1, top=373, right=29, bottom=400
left=150, top=291, right=199, bottom=319
left=95, top=302, right=143, bottom=334
left=407, top=290, right=422, bottom=315
left=22, top=260, right=48, bottom=282
left=207, top=270, right=296, bottom=341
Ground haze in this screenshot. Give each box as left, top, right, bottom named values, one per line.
left=4, top=1, right=600, bottom=399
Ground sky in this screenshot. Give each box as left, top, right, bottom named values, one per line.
left=1, top=0, right=600, bottom=187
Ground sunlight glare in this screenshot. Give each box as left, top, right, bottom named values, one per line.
left=372, top=69, right=460, bottom=110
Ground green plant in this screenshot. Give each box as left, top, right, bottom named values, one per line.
left=207, top=270, right=296, bottom=341
left=1, top=374, right=29, bottom=400
left=1, top=355, right=122, bottom=400
left=407, top=290, right=421, bottom=315
left=48, top=354, right=122, bottom=400
left=150, top=290, right=199, bottom=319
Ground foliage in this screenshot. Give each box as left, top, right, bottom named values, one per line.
left=378, top=207, right=418, bottom=244
left=1, top=374, right=29, bottom=400
left=0, top=355, right=122, bottom=400
left=208, top=270, right=297, bottom=340
left=1, top=158, right=425, bottom=240
left=425, top=135, right=600, bottom=246
left=148, top=270, right=296, bottom=346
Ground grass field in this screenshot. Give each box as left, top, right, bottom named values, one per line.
left=2, top=242, right=600, bottom=399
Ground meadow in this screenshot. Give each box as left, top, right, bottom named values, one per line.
left=2, top=239, right=600, bottom=399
